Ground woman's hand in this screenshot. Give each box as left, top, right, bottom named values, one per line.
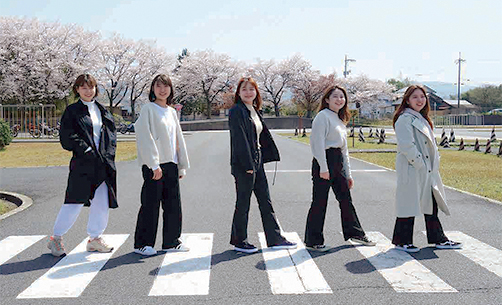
left=348, top=178, right=354, bottom=189
left=320, top=171, right=330, bottom=180
left=246, top=170, right=254, bottom=174
left=152, top=168, right=163, bottom=180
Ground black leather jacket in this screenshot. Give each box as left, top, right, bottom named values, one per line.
left=228, top=102, right=280, bottom=175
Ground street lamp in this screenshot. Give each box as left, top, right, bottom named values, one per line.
left=455, top=52, right=466, bottom=111
left=344, top=54, right=356, bottom=78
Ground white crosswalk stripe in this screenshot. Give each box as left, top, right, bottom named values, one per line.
left=258, top=232, right=332, bottom=294
left=428, top=231, right=502, bottom=278
left=17, top=234, right=129, bottom=299
left=3, top=231, right=502, bottom=297
left=149, top=233, right=213, bottom=296
left=0, top=235, right=46, bottom=265
left=349, top=232, right=457, bottom=292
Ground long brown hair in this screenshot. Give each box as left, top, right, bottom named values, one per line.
left=234, top=77, right=262, bottom=111
left=318, top=85, right=351, bottom=124
left=149, top=74, right=174, bottom=105
left=72, top=74, right=99, bottom=98
left=392, top=85, right=433, bottom=129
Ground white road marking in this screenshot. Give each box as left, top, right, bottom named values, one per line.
left=149, top=233, right=213, bottom=296
left=258, top=232, right=332, bottom=294
left=431, top=231, right=502, bottom=278
left=350, top=232, right=457, bottom=293
left=17, top=234, right=129, bottom=299
left=264, top=169, right=387, bottom=173
left=0, top=235, right=46, bottom=265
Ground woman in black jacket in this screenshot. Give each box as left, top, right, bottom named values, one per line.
left=228, top=77, right=296, bottom=253
left=47, top=74, right=118, bottom=257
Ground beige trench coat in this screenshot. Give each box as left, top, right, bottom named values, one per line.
left=394, top=112, right=450, bottom=217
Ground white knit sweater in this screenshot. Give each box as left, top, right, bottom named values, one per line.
left=135, top=102, right=189, bottom=176
left=310, top=108, right=352, bottom=178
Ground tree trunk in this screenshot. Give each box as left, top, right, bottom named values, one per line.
left=274, top=104, right=280, bottom=117
left=206, top=99, right=212, bottom=119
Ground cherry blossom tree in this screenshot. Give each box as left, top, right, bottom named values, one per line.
left=251, top=54, right=309, bottom=117
left=176, top=50, right=241, bottom=119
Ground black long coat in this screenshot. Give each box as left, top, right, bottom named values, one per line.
left=60, top=100, right=118, bottom=208
left=228, top=101, right=280, bottom=176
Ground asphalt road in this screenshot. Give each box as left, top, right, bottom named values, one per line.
left=1, top=130, right=501, bottom=305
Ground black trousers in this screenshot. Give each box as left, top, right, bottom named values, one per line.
left=230, top=154, right=285, bottom=247
left=305, top=148, right=366, bottom=246
left=392, top=193, right=448, bottom=245
left=134, top=162, right=182, bottom=249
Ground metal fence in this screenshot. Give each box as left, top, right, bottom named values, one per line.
left=433, top=114, right=485, bottom=126
left=0, top=104, right=60, bottom=139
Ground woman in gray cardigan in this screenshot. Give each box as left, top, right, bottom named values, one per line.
left=392, top=85, right=462, bottom=253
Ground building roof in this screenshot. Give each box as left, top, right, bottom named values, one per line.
left=442, top=99, right=476, bottom=108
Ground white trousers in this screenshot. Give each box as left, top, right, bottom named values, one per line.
left=53, top=182, right=109, bottom=239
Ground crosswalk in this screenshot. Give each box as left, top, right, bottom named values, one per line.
left=0, top=231, right=501, bottom=299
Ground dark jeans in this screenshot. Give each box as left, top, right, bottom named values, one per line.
left=305, top=148, right=366, bottom=246
left=392, top=193, right=448, bottom=245
left=230, top=154, right=285, bottom=247
left=134, top=162, right=182, bottom=249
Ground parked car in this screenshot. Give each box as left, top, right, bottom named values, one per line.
left=487, top=108, right=502, bottom=115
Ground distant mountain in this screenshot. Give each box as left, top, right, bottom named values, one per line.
left=421, top=81, right=479, bottom=99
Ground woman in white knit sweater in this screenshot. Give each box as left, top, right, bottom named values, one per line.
left=133, top=74, right=189, bottom=256
left=304, top=85, right=375, bottom=251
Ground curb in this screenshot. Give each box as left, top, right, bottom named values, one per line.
left=0, top=191, right=34, bottom=221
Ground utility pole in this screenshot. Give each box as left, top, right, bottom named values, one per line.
left=455, top=52, right=466, bottom=110
left=343, top=54, right=356, bottom=78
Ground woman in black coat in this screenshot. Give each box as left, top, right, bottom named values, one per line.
left=47, top=74, right=118, bottom=257
left=228, top=77, right=296, bottom=253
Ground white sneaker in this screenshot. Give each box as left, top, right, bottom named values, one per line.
left=47, top=236, right=66, bottom=257
left=87, top=237, right=113, bottom=253
left=134, top=246, right=157, bottom=256
left=162, top=243, right=190, bottom=252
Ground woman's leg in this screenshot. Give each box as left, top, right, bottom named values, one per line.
left=87, top=182, right=110, bottom=239
left=53, top=203, right=83, bottom=237
left=161, top=163, right=183, bottom=248
left=328, top=150, right=365, bottom=240
left=253, top=162, right=284, bottom=247
left=134, top=165, right=162, bottom=249
left=230, top=170, right=254, bottom=246
left=424, top=194, right=448, bottom=244
left=392, top=217, right=415, bottom=245
left=305, top=158, right=331, bottom=246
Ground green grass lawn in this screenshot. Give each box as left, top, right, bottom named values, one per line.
left=281, top=133, right=502, bottom=202
left=0, top=199, right=16, bottom=215
left=0, top=142, right=137, bottom=168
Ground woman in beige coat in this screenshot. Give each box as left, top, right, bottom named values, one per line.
left=391, top=85, right=462, bottom=253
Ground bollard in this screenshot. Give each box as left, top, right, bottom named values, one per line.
left=378, top=128, right=385, bottom=144
left=302, top=127, right=306, bottom=137
left=449, top=128, right=455, bottom=142
left=474, top=138, right=480, bottom=151
left=294, top=128, right=298, bottom=136
left=368, top=127, right=374, bottom=138
left=358, top=128, right=365, bottom=142
left=458, top=138, right=465, bottom=151
left=439, top=128, right=448, bottom=146
left=485, top=139, right=492, bottom=154
left=490, top=127, right=497, bottom=143
left=498, top=141, right=502, bottom=157
left=349, top=127, right=354, bottom=138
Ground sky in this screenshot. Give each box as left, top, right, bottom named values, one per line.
left=2, top=0, right=502, bottom=86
